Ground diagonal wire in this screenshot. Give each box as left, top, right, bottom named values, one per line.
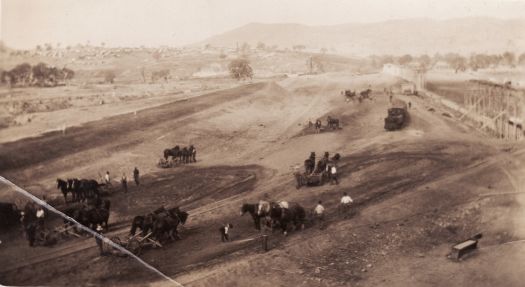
left=0, top=176, right=183, bottom=287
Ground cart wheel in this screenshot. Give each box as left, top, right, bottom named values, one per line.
left=111, top=236, right=123, bottom=246
left=127, top=238, right=142, bottom=255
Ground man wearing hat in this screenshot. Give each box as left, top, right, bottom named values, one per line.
left=94, top=225, right=106, bottom=256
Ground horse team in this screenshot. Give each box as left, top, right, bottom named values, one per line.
left=130, top=206, right=188, bottom=243
left=163, top=145, right=197, bottom=163
left=56, top=178, right=102, bottom=203
left=310, top=116, right=340, bottom=133
left=240, top=201, right=306, bottom=236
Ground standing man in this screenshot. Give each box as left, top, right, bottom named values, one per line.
left=191, top=145, right=197, bottom=163
left=133, top=167, right=140, bottom=186
left=105, top=171, right=111, bottom=187
left=36, top=205, right=45, bottom=228
left=314, top=200, right=325, bottom=229
left=340, top=192, right=353, bottom=218
left=330, top=164, right=339, bottom=185
left=121, top=173, right=128, bottom=193
left=95, top=225, right=106, bottom=256
left=220, top=223, right=233, bottom=242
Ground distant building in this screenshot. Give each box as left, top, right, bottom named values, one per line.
left=432, top=61, right=450, bottom=70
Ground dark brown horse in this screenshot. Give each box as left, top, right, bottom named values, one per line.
left=240, top=203, right=268, bottom=230
left=57, top=178, right=70, bottom=203
left=269, top=202, right=306, bottom=235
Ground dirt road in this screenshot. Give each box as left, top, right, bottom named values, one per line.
left=2, top=72, right=525, bottom=287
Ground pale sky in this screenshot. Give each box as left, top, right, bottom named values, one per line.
left=2, top=0, right=525, bottom=49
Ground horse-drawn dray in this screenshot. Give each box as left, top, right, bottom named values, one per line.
left=111, top=232, right=162, bottom=255
left=294, top=171, right=330, bottom=189
left=157, top=158, right=178, bottom=168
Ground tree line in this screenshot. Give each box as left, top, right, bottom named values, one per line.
left=1, top=62, right=75, bottom=87
left=370, top=51, right=525, bottom=73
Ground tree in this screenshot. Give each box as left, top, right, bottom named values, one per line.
left=151, top=69, right=170, bottom=83
left=104, top=70, right=116, bottom=84
left=502, top=51, right=516, bottom=67
left=320, top=47, right=328, bottom=54
left=152, top=51, right=161, bottom=61
left=32, top=62, right=51, bottom=86
left=518, top=53, right=525, bottom=66
left=397, top=54, right=413, bottom=65
left=239, top=42, right=251, bottom=55
left=228, top=58, right=253, bottom=80
left=140, top=67, right=147, bottom=83
left=9, top=63, right=32, bottom=86
left=61, top=68, right=75, bottom=83
left=256, top=42, right=266, bottom=50
left=292, top=45, right=306, bottom=51
left=444, top=53, right=467, bottom=73
left=418, top=54, right=431, bottom=69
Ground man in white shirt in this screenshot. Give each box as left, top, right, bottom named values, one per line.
left=314, top=200, right=325, bottom=229
left=340, top=192, right=353, bottom=217
left=330, top=165, right=339, bottom=185
left=105, top=171, right=111, bottom=186
left=220, top=223, right=233, bottom=242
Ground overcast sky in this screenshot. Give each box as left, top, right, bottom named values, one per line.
left=2, top=0, right=525, bottom=49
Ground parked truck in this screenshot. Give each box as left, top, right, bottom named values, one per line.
left=384, top=99, right=408, bottom=131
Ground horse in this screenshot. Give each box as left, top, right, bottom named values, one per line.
left=327, top=116, right=340, bottom=130
left=189, top=145, right=197, bottom=163
left=163, top=145, right=181, bottom=161
left=78, top=199, right=111, bottom=230
left=315, top=120, right=322, bottom=133
left=304, top=158, right=315, bottom=174
left=181, top=147, right=190, bottom=163
left=269, top=202, right=306, bottom=235
left=315, top=159, right=327, bottom=174
left=66, top=178, right=77, bottom=202
left=130, top=213, right=155, bottom=236
left=71, top=178, right=83, bottom=201
left=0, top=202, right=20, bottom=229
left=57, top=178, right=70, bottom=203
left=360, top=89, right=371, bottom=97
left=79, top=179, right=101, bottom=199
left=344, top=90, right=357, bottom=100
left=151, top=208, right=188, bottom=242
left=240, top=203, right=266, bottom=230
left=359, top=89, right=372, bottom=102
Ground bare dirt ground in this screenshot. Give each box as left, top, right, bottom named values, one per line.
left=2, top=71, right=525, bottom=287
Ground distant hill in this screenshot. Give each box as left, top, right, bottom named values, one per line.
left=200, top=17, right=525, bottom=56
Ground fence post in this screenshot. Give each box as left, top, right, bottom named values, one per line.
left=262, top=234, right=269, bottom=252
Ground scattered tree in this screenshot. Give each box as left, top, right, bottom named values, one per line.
left=256, top=42, right=266, bottom=50
left=292, top=45, right=306, bottom=51
left=151, top=69, right=170, bottom=83
left=140, top=67, right=147, bottom=83
left=518, top=53, right=525, bottom=66
left=502, top=51, right=516, bottom=67
left=104, top=70, right=116, bottom=84
left=228, top=58, right=253, bottom=80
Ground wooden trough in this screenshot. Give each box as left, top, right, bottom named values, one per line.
left=449, top=233, right=482, bottom=261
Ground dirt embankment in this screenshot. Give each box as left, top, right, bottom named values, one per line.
left=2, top=72, right=525, bottom=287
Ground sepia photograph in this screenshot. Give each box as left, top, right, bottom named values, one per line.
left=1, top=0, right=525, bottom=286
